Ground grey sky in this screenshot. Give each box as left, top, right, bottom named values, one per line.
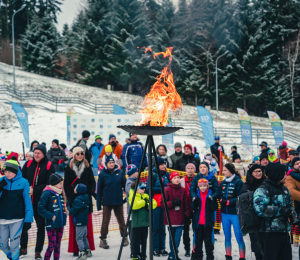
left=56, top=0, right=179, bottom=32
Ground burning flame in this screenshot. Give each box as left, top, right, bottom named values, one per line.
left=136, top=47, right=183, bottom=126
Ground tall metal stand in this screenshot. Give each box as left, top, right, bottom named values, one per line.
left=117, top=135, right=179, bottom=260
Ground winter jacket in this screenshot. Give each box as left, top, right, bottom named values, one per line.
left=129, top=189, right=157, bottom=228
left=89, top=142, right=104, bottom=168
left=191, top=189, right=218, bottom=229
left=174, top=154, right=200, bottom=172
left=68, top=194, right=90, bottom=226
left=146, top=167, right=170, bottom=207
left=232, top=162, right=247, bottom=176
left=161, top=183, right=190, bottom=226
left=125, top=176, right=137, bottom=214
left=76, top=138, right=91, bottom=162
left=170, top=151, right=183, bottom=167
left=47, top=148, right=66, bottom=172
left=97, top=165, right=126, bottom=210
left=284, top=171, right=300, bottom=214
left=100, top=141, right=123, bottom=159
left=22, top=157, right=55, bottom=205
left=190, top=171, right=220, bottom=200
left=64, top=163, right=96, bottom=213
left=122, top=138, right=147, bottom=170
left=180, top=176, right=194, bottom=211
left=279, top=146, right=288, bottom=161
left=219, top=174, right=244, bottom=215
left=0, top=170, right=33, bottom=223
left=155, top=144, right=173, bottom=168
left=241, top=169, right=266, bottom=194
left=38, top=186, right=67, bottom=230
left=254, top=179, right=296, bottom=233
left=210, top=143, right=225, bottom=162
left=261, top=147, right=271, bottom=155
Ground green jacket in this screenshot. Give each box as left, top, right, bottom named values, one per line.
left=170, top=152, right=183, bottom=166
left=129, top=189, right=157, bottom=228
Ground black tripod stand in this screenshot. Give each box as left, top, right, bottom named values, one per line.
left=117, top=126, right=182, bottom=260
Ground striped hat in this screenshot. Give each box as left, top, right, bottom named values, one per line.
left=3, top=158, right=19, bottom=174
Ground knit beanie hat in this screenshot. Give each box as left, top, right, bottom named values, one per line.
left=60, top=143, right=67, bottom=150
left=185, top=163, right=196, bottom=172
left=105, top=155, right=115, bottom=165
left=260, top=153, right=268, bottom=162
left=34, top=144, right=47, bottom=157
left=49, top=173, right=63, bottom=186
left=265, top=162, right=286, bottom=183
left=282, top=141, right=287, bottom=147
left=184, top=144, right=192, bottom=151
left=126, top=164, right=138, bottom=176
left=76, top=184, right=87, bottom=195
left=3, top=157, right=19, bottom=175
left=109, top=134, right=116, bottom=141
left=198, top=178, right=209, bottom=186
left=215, top=136, right=220, bottom=141
left=200, top=161, right=209, bottom=170
left=170, top=171, right=179, bottom=181
left=231, top=146, right=237, bottom=150
left=82, top=130, right=91, bottom=138
left=248, top=164, right=261, bottom=176
left=7, top=152, right=19, bottom=161
left=157, top=157, right=166, bottom=166
left=95, top=135, right=102, bottom=141
left=26, top=151, right=34, bottom=158
left=174, top=142, right=182, bottom=148
left=292, top=157, right=300, bottom=168
left=52, top=139, right=59, bottom=146
left=105, top=145, right=113, bottom=153
left=73, top=146, right=84, bottom=156
left=232, top=153, right=241, bottom=162
left=253, top=156, right=260, bottom=163
left=224, top=163, right=236, bottom=175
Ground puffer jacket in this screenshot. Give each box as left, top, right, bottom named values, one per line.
left=174, top=154, right=200, bottom=172
left=68, top=194, right=90, bottom=226
left=100, top=141, right=123, bottom=159
left=254, top=178, right=296, bottom=233
left=285, top=170, right=300, bottom=214
left=47, top=148, right=66, bottom=172
left=170, top=151, right=183, bottom=166
left=122, top=138, right=147, bottom=170
left=89, top=142, right=104, bottom=168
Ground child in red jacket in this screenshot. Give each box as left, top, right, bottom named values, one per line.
left=161, top=171, right=190, bottom=260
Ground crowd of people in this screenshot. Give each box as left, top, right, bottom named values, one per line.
left=0, top=130, right=300, bottom=260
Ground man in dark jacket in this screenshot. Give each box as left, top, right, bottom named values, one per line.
left=259, top=141, right=270, bottom=155
left=122, top=133, right=147, bottom=171
left=174, top=144, right=200, bottom=172
left=254, top=163, right=296, bottom=260
left=47, top=139, right=66, bottom=173
left=285, top=150, right=299, bottom=172
left=20, top=144, right=55, bottom=259
left=210, top=136, right=225, bottom=166
left=76, top=130, right=91, bottom=162
left=170, top=142, right=183, bottom=167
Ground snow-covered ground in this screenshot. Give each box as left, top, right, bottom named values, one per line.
left=1, top=229, right=298, bottom=259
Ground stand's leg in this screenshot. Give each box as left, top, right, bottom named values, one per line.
left=117, top=136, right=150, bottom=260
left=148, top=135, right=153, bottom=260
left=150, top=136, right=179, bottom=260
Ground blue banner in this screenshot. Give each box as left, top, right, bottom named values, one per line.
left=113, top=104, right=127, bottom=114
left=11, top=102, right=29, bottom=148
left=237, top=108, right=253, bottom=154
left=267, top=111, right=284, bottom=147
left=197, top=106, right=215, bottom=149
left=162, top=118, right=174, bottom=155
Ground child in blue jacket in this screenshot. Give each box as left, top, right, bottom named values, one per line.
left=0, top=158, right=33, bottom=260
left=68, top=184, right=91, bottom=260
left=38, top=173, right=67, bottom=260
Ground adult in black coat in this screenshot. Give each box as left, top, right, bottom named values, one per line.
left=64, top=146, right=96, bottom=254
left=175, top=144, right=200, bottom=171
left=47, top=139, right=66, bottom=172
left=241, top=164, right=265, bottom=260
left=210, top=136, right=225, bottom=166
left=20, top=144, right=56, bottom=258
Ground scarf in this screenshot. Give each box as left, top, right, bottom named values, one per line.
left=225, top=174, right=236, bottom=182
left=49, top=185, right=62, bottom=195
left=290, top=170, right=300, bottom=182
left=73, top=160, right=85, bottom=178
left=268, top=154, right=277, bottom=162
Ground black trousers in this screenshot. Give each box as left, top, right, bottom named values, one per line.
left=260, top=232, right=292, bottom=260
left=249, top=232, right=263, bottom=259
left=194, top=225, right=214, bottom=259
left=20, top=204, right=46, bottom=252
left=183, top=211, right=193, bottom=252
left=131, top=227, right=148, bottom=257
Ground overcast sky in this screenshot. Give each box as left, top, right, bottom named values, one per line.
left=56, top=0, right=179, bottom=32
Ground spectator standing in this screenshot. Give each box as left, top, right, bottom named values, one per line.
left=210, top=136, right=225, bottom=167
left=260, top=153, right=270, bottom=175
left=97, top=156, right=128, bottom=249
left=232, top=153, right=247, bottom=176
left=59, top=143, right=69, bottom=157
left=259, top=141, right=270, bottom=155
left=279, top=141, right=288, bottom=161
left=286, top=150, right=299, bottom=171
left=156, top=144, right=173, bottom=169
left=254, top=163, right=295, bottom=260
left=0, top=158, right=33, bottom=260
left=252, top=156, right=260, bottom=165
left=204, top=154, right=219, bottom=175
left=64, top=147, right=96, bottom=256
left=161, top=171, right=190, bottom=260
left=76, top=130, right=91, bottom=162
left=174, top=144, right=200, bottom=172
left=230, top=146, right=237, bottom=160
left=89, top=135, right=104, bottom=176
left=47, top=139, right=66, bottom=172
left=100, top=134, right=123, bottom=159
left=170, top=142, right=183, bottom=166
left=122, top=133, right=147, bottom=171
left=267, top=149, right=278, bottom=163
left=99, top=145, right=121, bottom=170
left=20, top=144, right=56, bottom=259
left=30, top=140, right=39, bottom=152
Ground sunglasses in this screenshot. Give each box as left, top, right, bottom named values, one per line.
left=76, top=152, right=84, bottom=156
left=269, top=153, right=274, bottom=156
left=140, top=187, right=146, bottom=190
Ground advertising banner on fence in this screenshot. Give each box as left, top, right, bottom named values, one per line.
left=267, top=111, right=284, bottom=147
left=197, top=106, right=215, bottom=149
left=162, top=118, right=174, bottom=155
left=11, top=102, right=30, bottom=148
left=237, top=108, right=253, bottom=154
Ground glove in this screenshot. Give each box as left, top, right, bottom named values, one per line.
left=193, top=197, right=200, bottom=208
left=58, top=159, right=64, bottom=165
left=23, top=222, right=32, bottom=232
left=143, top=198, right=149, bottom=210
left=172, top=198, right=181, bottom=208
left=220, top=199, right=227, bottom=206
left=280, top=207, right=293, bottom=217
left=0, top=178, right=7, bottom=191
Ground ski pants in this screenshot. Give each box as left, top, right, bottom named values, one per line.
left=0, top=220, right=24, bottom=260
left=153, top=206, right=166, bottom=251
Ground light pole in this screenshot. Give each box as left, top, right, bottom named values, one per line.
left=215, top=50, right=229, bottom=122
left=12, top=4, right=26, bottom=94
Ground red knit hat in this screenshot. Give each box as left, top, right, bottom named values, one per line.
left=170, top=171, right=179, bottom=181
left=184, top=144, right=192, bottom=151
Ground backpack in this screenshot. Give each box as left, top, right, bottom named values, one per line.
left=236, top=184, right=272, bottom=235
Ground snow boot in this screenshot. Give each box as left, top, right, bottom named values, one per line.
left=225, top=256, right=232, bottom=260
left=160, top=250, right=169, bottom=256
left=184, top=251, right=190, bottom=257
left=19, top=249, right=27, bottom=256
left=131, top=255, right=139, bottom=260
left=123, top=236, right=129, bottom=247
left=153, top=250, right=160, bottom=257
left=100, top=238, right=109, bottom=249
left=77, top=251, right=87, bottom=260
left=85, top=249, right=92, bottom=257
left=73, top=252, right=79, bottom=257
left=207, top=252, right=214, bottom=260
left=35, top=252, right=42, bottom=260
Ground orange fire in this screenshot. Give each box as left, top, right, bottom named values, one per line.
left=136, top=47, right=183, bottom=126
